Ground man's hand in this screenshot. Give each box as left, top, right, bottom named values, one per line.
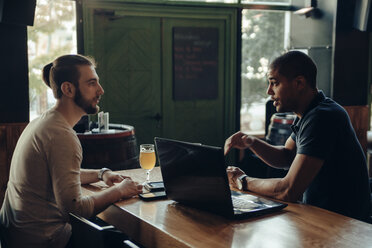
left=227, top=166, right=246, bottom=189
left=102, top=171, right=130, bottom=187
left=224, top=131, right=254, bottom=155
left=116, top=178, right=143, bottom=198
left=90, top=177, right=143, bottom=213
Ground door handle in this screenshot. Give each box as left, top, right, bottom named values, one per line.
left=150, top=113, right=162, bottom=128
left=151, top=113, right=162, bottom=122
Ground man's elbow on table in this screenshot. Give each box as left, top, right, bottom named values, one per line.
left=274, top=180, right=302, bottom=203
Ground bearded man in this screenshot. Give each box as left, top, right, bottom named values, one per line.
left=0, top=54, right=142, bottom=247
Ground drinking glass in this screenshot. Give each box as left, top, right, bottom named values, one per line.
left=139, top=144, right=156, bottom=185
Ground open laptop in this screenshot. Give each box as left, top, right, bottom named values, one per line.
left=154, top=137, right=287, bottom=219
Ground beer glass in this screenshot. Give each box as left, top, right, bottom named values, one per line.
left=139, top=144, right=156, bottom=185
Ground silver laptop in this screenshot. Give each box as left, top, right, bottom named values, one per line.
left=154, top=137, right=287, bottom=219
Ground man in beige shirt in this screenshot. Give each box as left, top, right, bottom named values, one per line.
left=0, top=54, right=143, bottom=247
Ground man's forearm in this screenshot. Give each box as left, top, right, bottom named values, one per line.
left=249, top=137, right=294, bottom=169
left=244, top=176, right=299, bottom=202
left=80, top=168, right=100, bottom=185
left=90, top=185, right=122, bottom=214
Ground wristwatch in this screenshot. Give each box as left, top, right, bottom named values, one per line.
left=236, top=174, right=248, bottom=191
left=98, top=167, right=111, bottom=180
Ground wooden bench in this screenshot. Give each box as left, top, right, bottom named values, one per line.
left=0, top=123, right=27, bottom=206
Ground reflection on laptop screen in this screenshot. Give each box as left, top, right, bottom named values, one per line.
left=154, top=137, right=287, bottom=219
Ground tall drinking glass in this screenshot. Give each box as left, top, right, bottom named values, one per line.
left=139, top=144, right=156, bottom=185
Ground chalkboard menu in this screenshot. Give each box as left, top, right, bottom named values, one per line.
left=173, top=27, right=219, bottom=100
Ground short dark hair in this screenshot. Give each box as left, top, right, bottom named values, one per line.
left=269, top=51, right=317, bottom=88
left=42, top=54, right=96, bottom=98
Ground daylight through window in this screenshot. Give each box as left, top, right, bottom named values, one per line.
left=28, top=0, right=77, bottom=120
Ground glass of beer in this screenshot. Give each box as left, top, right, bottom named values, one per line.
left=139, top=144, right=156, bottom=185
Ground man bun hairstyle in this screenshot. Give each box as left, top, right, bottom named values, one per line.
left=42, top=54, right=96, bottom=99
left=42, top=63, right=53, bottom=87
left=269, top=51, right=317, bottom=89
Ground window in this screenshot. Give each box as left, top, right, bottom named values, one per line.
left=240, top=9, right=288, bottom=135
left=170, top=0, right=290, bottom=3
left=241, top=0, right=289, bottom=3
left=28, top=0, right=77, bottom=120
left=172, top=0, right=238, bottom=3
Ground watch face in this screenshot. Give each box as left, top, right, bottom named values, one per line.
left=99, top=168, right=110, bottom=180
left=236, top=178, right=243, bottom=190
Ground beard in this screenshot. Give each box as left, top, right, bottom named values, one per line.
left=74, top=88, right=100, bottom=114
left=276, top=104, right=292, bottom=113
left=276, top=105, right=289, bottom=113
left=273, top=98, right=294, bottom=113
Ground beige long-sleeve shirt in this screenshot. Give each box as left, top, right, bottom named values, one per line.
left=0, top=109, right=94, bottom=247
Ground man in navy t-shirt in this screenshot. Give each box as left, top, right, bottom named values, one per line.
left=225, top=51, right=371, bottom=222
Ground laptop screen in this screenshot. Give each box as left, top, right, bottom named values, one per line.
left=154, top=137, right=235, bottom=216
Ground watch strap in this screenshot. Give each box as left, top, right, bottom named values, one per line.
left=98, top=167, right=111, bottom=180
left=238, top=174, right=248, bottom=191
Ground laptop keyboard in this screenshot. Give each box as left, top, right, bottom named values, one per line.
left=231, top=195, right=262, bottom=210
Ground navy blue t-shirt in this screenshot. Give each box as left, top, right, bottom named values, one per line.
left=290, top=91, right=371, bottom=222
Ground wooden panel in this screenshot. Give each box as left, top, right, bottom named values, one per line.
left=343, top=106, right=369, bottom=155
left=0, top=123, right=27, bottom=205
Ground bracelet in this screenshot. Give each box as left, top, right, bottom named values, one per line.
left=98, top=167, right=111, bottom=180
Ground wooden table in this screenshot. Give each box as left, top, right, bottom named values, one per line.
left=82, top=167, right=372, bottom=248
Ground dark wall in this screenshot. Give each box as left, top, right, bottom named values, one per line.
left=0, top=0, right=36, bottom=26
left=0, top=23, right=29, bottom=123
left=0, top=0, right=36, bottom=123
left=290, top=0, right=370, bottom=106
left=290, top=0, right=335, bottom=96
left=332, top=0, right=370, bottom=106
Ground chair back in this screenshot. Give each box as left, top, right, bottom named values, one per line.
left=69, top=213, right=107, bottom=248
left=69, top=213, right=139, bottom=248
left=343, top=105, right=369, bottom=155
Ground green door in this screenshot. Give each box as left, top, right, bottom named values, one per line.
left=162, top=19, right=226, bottom=146
left=83, top=4, right=237, bottom=147
left=90, top=12, right=162, bottom=145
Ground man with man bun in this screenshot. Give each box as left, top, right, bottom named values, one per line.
left=0, top=54, right=143, bottom=247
